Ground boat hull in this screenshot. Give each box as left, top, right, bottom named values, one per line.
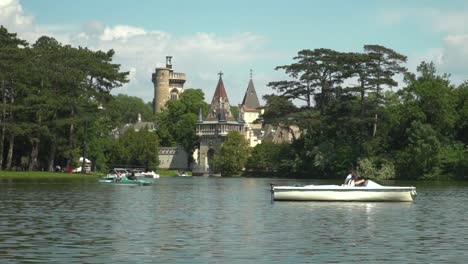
left=98, top=179, right=152, bottom=186
left=272, top=186, right=416, bottom=202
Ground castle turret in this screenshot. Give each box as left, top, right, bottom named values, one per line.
left=151, top=56, right=186, bottom=114
left=193, top=71, right=245, bottom=176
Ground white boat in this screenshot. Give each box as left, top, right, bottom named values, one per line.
left=271, top=180, right=417, bottom=202
left=176, top=171, right=191, bottom=177
left=139, top=171, right=160, bottom=179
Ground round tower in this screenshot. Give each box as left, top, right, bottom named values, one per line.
left=152, top=56, right=186, bottom=114
left=152, top=67, right=170, bottom=113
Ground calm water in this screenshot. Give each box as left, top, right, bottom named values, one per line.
left=0, top=177, right=467, bottom=263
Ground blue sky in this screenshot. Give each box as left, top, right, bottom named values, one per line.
left=2, top=0, right=468, bottom=104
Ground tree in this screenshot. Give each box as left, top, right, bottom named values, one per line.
left=269, top=48, right=350, bottom=113
left=395, top=121, right=441, bottom=180
left=246, top=142, right=282, bottom=173
left=107, top=94, right=153, bottom=126
left=399, top=62, right=456, bottom=137
left=261, top=94, right=299, bottom=141
left=454, top=82, right=468, bottom=144
left=0, top=26, right=28, bottom=170
left=108, top=128, right=159, bottom=170
left=156, top=88, right=209, bottom=156
left=0, top=28, right=128, bottom=171
left=363, top=45, right=407, bottom=137
left=213, top=131, right=250, bottom=176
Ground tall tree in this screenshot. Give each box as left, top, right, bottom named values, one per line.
left=0, top=26, right=28, bottom=170
left=363, top=45, right=407, bottom=137
left=213, top=131, right=250, bottom=176
left=269, top=49, right=350, bottom=113
left=108, top=128, right=159, bottom=170
left=156, top=89, right=208, bottom=157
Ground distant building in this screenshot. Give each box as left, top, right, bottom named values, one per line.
left=151, top=56, right=186, bottom=113
left=239, top=72, right=263, bottom=147
left=261, top=124, right=301, bottom=144
left=193, top=72, right=245, bottom=176
left=111, top=114, right=155, bottom=139
left=158, top=147, right=189, bottom=170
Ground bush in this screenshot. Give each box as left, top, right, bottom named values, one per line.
left=358, top=158, right=396, bottom=180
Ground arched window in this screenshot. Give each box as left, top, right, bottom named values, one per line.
left=170, top=89, right=179, bottom=100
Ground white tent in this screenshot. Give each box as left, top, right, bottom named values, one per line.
left=79, top=157, right=91, bottom=163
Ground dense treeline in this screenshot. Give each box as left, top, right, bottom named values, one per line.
left=246, top=46, right=467, bottom=180
left=0, top=26, right=133, bottom=172
left=2, top=25, right=466, bottom=179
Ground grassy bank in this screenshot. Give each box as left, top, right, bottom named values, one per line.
left=156, top=169, right=192, bottom=176
left=0, top=171, right=102, bottom=179
left=0, top=170, right=191, bottom=179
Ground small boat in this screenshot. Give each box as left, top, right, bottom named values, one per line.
left=98, top=177, right=153, bottom=186
left=100, top=168, right=153, bottom=186
left=176, top=171, right=191, bottom=177
left=271, top=180, right=416, bottom=202
left=138, top=171, right=160, bottom=179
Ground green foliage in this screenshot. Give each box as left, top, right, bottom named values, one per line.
left=358, top=158, right=396, bottom=180
left=395, top=121, right=441, bottom=180
left=213, top=131, right=250, bottom=176
left=107, top=94, right=153, bottom=126
left=454, top=82, right=468, bottom=144
left=246, top=142, right=285, bottom=173
left=156, top=89, right=208, bottom=156
left=436, top=143, right=468, bottom=180
left=108, top=128, right=159, bottom=170
left=0, top=27, right=128, bottom=172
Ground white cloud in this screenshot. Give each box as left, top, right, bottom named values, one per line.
left=378, top=8, right=468, bottom=83
left=428, top=10, right=468, bottom=81
left=100, top=25, right=147, bottom=41
left=0, top=0, right=33, bottom=29
left=66, top=25, right=274, bottom=103
left=439, top=34, right=468, bottom=77
left=1, top=0, right=278, bottom=104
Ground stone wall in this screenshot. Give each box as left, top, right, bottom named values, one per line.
left=158, top=146, right=189, bottom=170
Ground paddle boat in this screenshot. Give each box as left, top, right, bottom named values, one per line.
left=136, top=170, right=160, bottom=179
left=98, top=177, right=153, bottom=186
left=176, top=171, right=191, bottom=177
left=271, top=180, right=416, bottom=202
left=99, top=169, right=153, bottom=186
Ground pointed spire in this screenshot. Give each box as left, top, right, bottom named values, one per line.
left=207, top=71, right=234, bottom=121
left=241, top=72, right=261, bottom=110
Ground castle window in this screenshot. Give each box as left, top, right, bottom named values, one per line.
left=170, top=89, right=179, bottom=100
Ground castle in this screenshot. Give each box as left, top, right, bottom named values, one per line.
left=151, top=56, right=187, bottom=113
left=151, top=57, right=270, bottom=175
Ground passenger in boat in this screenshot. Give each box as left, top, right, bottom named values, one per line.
left=128, top=172, right=137, bottom=180
left=345, top=170, right=367, bottom=186
left=115, top=171, right=122, bottom=182
left=344, top=170, right=356, bottom=185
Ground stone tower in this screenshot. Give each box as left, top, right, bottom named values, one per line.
left=151, top=56, right=186, bottom=113
left=192, top=72, right=245, bottom=176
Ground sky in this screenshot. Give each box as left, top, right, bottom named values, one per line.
left=1, top=0, right=468, bottom=105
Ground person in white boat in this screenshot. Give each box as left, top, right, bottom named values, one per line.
left=344, top=170, right=366, bottom=186
left=344, top=170, right=355, bottom=185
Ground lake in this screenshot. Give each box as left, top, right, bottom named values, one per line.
left=0, top=177, right=467, bottom=263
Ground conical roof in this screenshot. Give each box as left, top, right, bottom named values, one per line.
left=206, top=75, right=235, bottom=121
left=241, top=79, right=261, bottom=110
